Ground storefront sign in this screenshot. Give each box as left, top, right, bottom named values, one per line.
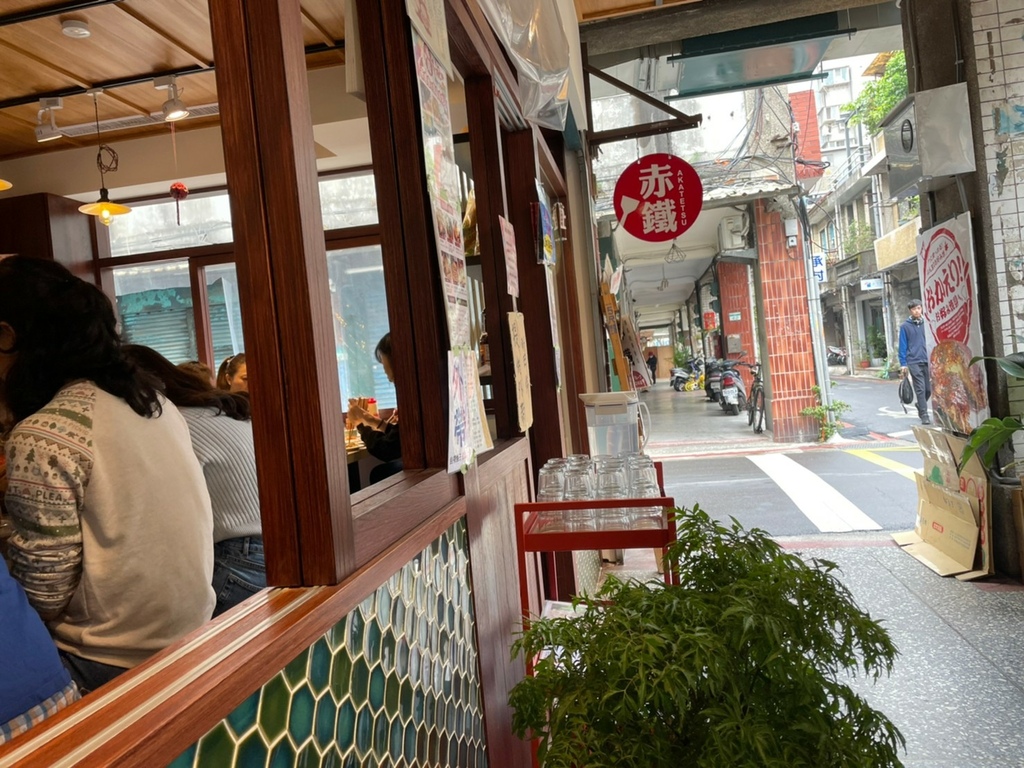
left=860, top=277, right=883, bottom=291
left=917, top=215, right=989, bottom=433
left=812, top=253, right=826, bottom=282
left=613, top=153, right=703, bottom=242
left=728, top=311, right=741, bottom=322
left=702, top=311, right=718, bottom=330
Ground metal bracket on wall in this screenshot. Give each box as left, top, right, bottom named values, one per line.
left=584, top=62, right=702, bottom=149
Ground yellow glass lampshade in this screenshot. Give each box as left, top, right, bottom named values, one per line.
left=0, top=178, right=12, bottom=191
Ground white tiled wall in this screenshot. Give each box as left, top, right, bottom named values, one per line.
left=973, top=0, right=1024, bottom=357
left=972, top=0, right=1024, bottom=421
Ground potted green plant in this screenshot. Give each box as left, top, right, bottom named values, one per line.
left=510, top=505, right=905, bottom=767
left=960, top=351, right=1024, bottom=471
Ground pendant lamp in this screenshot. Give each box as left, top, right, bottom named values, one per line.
left=0, top=179, right=11, bottom=191
left=78, top=90, right=130, bottom=226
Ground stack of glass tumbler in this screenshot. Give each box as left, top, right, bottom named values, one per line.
left=534, top=453, right=662, bottom=532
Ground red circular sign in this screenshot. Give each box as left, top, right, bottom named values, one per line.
left=921, top=227, right=972, bottom=344
left=613, top=153, right=703, bottom=242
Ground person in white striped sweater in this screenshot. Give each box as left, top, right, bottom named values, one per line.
left=124, top=345, right=264, bottom=617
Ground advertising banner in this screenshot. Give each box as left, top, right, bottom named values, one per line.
left=413, top=32, right=470, bottom=349
left=916, top=215, right=989, bottom=433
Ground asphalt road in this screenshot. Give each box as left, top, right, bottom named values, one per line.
left=662, top=445, right=922, bottom=538
left=828, top=372, right=926, bottom=439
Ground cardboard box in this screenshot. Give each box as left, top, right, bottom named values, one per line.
left=893, top=427, right=992, bottom=580
left=893, top=472, right=979, bottom=576
left=944, top=432, right=993, bottom=580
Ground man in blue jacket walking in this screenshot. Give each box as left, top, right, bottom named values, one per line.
left=898, top=298, right=932, bottom=424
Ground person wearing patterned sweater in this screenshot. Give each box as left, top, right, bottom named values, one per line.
left=125, top=345, right=264, bottom=617
left=0, top=256, right=215, bottom=693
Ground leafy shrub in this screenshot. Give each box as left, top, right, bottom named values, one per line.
left=510, top=506, right=905, bottom=767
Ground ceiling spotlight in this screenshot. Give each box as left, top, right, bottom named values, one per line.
left=34, top=98, right=63, bottom=143
left=61, top=19, right=91, bottom=38
left=155, top=75, right=190, bottom=122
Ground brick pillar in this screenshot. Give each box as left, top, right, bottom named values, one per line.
left=755, top=200, right=819, bottom=442
left=717, top=260, right=756, bottom=392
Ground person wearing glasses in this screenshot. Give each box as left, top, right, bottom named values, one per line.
left=347, top=333, right=402, bottom=483
left=216, top=353, right=247, bottom=393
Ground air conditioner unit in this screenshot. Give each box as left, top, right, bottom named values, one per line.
left=882, top=83, right=976, bottom=199
left=718, top=214, right=748, bottom=251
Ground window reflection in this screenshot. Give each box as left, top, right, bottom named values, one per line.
left=113, top=260, right=197, bottom=362
left=327, top=245, right=394, bottom=409
left=108, top=194, right=234, bottom=258
left=204, top=263, right=246, bottom=362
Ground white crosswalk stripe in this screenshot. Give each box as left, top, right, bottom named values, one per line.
left=747, top=454, right=882, bottom=532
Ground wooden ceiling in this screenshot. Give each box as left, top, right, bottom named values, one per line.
left=0, top=0, right=346, bottom=160
left=572, top=0, right=703, bottom=23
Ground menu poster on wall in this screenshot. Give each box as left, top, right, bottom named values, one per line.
left=508, top=312, right=533, bottom=431
left=405, top=0, right=452, bottom=78
left=916, top=214, right=989, bottom=433
left=447, top=350, right=471, bottom=472
left=535, top=181, right=555, bottom=266
left=413, top=32, right=470, bottom=348
left=447, top=350, right=491, bottom=472
left=545, top=265, right=561, bottom=389
left=499, top=215, right=520, bottom=298
left=466, top=354, right=493, bottom=454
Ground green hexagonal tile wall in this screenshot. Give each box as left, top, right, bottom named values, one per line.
left=175, top=520, right=487, bottom=767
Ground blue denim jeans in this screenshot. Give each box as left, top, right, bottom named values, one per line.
left=58, top=650, right=127, bottom=694
left=212, top=536, right=266, bottom=618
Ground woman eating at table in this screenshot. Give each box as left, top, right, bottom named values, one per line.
left=347, top=333, right=402, bottom=483
left=0, top=256, right=215, bottom=692
left=125, top=345, right=264, bottom=617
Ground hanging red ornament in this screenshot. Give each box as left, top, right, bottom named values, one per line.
left=169, top=182, right=189, bottom=226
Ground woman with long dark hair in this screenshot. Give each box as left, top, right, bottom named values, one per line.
left=0, top=256, right=215, bottom=692
left=347, top=333, right=402, bottom=483
left=124, top=345, right=264, bottom=617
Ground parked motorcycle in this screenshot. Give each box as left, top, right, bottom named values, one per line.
left=718, top=362, right=747, bottom=415
left=704, top=359, right=723, bottom=402
left=827, top=345, right=848, bottom=366
left=670, top=357, right=704, bottom=392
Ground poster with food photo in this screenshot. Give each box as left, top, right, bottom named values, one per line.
left=413, top=31, right=470, bottom=349
left=916, top=214, right=989, bottom=434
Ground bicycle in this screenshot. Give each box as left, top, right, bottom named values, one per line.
left=746, top=362, right=766, bottom=434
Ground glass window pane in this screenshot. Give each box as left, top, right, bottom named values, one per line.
left=107, top=193, right=234, bottom=257
left=327, top=245, right=394, bottom=409
left=112, top=260, right=197, bottom=362
left=205, top=263, right=246, bottom=364
left=319, top=172, right=378, bottom=229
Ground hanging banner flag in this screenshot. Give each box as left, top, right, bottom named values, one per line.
left=406, top=0, right=452, bottom=78
left=917, top=214, right=989, bottom=433
left=413, top=32, right=470, bottom=349
left=613, top=153, right=703, bottom=242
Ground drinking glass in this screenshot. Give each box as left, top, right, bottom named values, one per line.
left=594, top=466, right=628, bottom=530
left=562, top=468, right=594, bottom=530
